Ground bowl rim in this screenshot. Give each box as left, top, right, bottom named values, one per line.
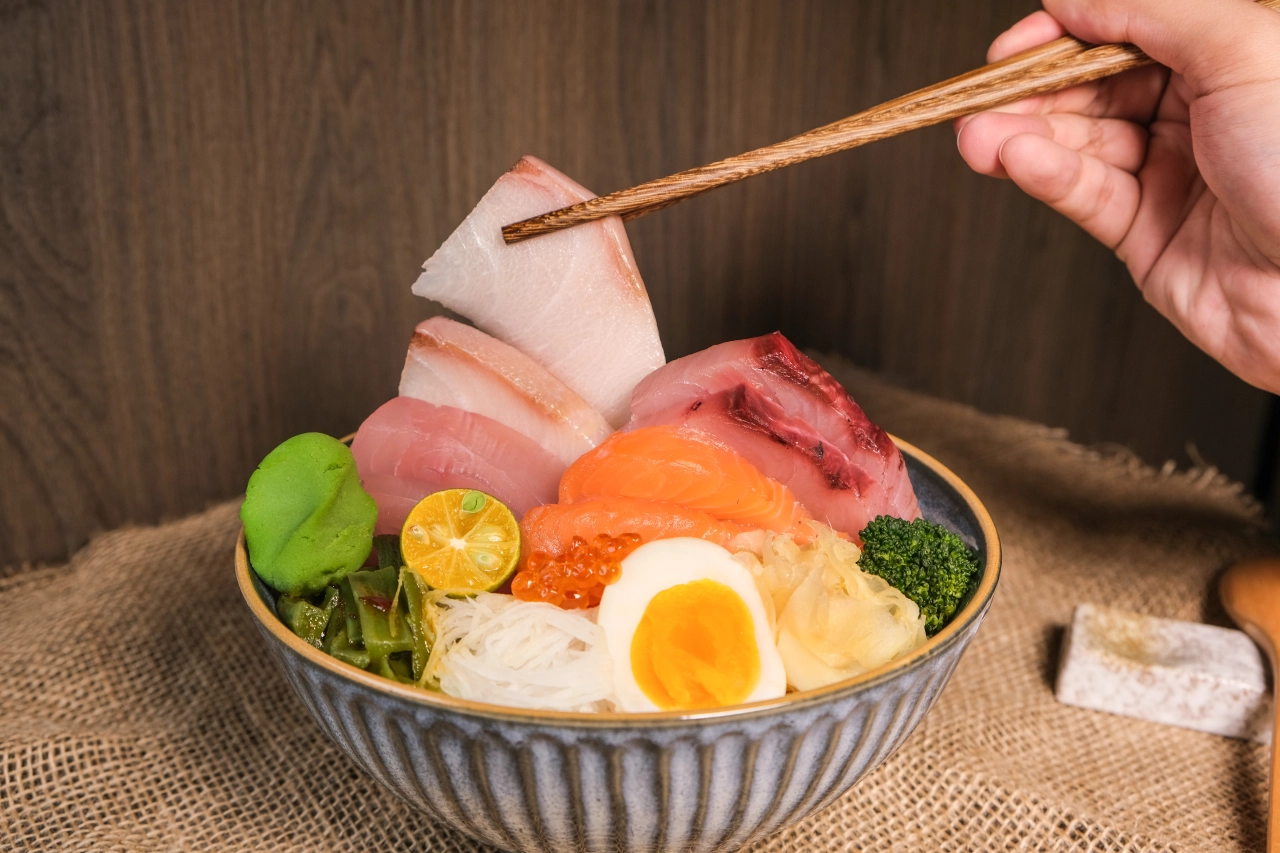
left=235, top=434, right=1000, bottom=728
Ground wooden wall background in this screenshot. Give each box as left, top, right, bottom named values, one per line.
left=2, top=0, right=1275, bottom=568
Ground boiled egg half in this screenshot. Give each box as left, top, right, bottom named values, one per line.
left=597, top=538, right=787, bottom=712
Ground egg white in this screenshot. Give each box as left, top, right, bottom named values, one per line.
left=597, top=537, right=787, bottom=713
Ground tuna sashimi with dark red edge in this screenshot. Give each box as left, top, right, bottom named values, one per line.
left=351, top=396, right=563, bottom=535
left=626, top=332, right=920, bottom=537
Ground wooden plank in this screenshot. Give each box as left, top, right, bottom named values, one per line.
left=0, top=0, right=1270, bottom=567
left=0, top=0, right=107, bottom=564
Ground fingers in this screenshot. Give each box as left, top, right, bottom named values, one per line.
left=957, top=111, right=1149, bottom=179
left=955, top=11, right=1070, bottom=134
left=1043, top=0, right=1280, bottom=95
left=987, top=10, right=1067, bottom=62
left=954, top=40, right=1169, bottom=137
left=956, top=62, right=1168, bottom=132
left=996, top=132, right=1141, bottom=250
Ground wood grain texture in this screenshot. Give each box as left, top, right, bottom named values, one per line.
left=0, top=0, right=1272, bottom=567
left=502, top=35, right=1138, bottom=242
left=503, top=0, right=1280, bottom=243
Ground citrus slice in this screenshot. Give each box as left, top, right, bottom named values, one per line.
left=399, top=489, right=521, bottom=593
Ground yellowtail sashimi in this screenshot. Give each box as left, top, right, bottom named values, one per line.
left=627, top=333, right=920, bottom=537
left=400, top=317, right=612, bottom=466
left=411, top=156, right=665, bottom=427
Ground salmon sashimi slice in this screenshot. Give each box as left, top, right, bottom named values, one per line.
left=521, top=498, right=745, bottom=558
left=641, top=385, right=894, bottom=538
left=559, top=425, right=812, bottom=535
left=411, top=155, right=666, bottom=427
left=351, top=397, right=562, bottom=535
left=399, top=317, right=612, bottom=466
left=627, top=332, right=920, bottom=529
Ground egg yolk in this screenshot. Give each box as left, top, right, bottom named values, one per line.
left=630, top=580, right=761, bottom=710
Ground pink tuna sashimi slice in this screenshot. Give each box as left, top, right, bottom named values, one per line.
left=627, top=332, right=920, bottom=532
left=351, top=396, right=562, bottom=535
left=411, top=155, right=665, bottom=427
left=400, top=316, right=612, bottom=466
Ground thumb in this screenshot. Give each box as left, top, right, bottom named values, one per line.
left=1043, top=0, right=1280, bottom=95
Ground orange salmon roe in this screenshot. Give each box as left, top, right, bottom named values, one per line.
left=512, top=533, right=643, bottom=609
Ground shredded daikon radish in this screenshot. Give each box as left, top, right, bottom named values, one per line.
left=423, top=592, right=616, bottom=712
left=734, top=523, right=926, bottom=691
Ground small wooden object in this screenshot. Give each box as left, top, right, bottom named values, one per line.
left=1220, top=558, right=1280, bottom=853
left=502, top=0, right=1280, bottom=243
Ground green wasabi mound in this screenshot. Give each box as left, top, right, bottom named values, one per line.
left=241, top=432, right=378, bottom=596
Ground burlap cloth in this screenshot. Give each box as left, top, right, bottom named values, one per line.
left=5, top=358, right=1278, bottom=852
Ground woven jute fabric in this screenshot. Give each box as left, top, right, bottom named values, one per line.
left=4, top=357, right=1276, bottom=852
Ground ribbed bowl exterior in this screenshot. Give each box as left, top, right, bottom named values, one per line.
left=238, top=438, right=999, bottom=853
left=255, top=604, right=982, bottom=853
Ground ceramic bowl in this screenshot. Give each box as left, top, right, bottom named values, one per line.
left=235, top=436, right=1000, bottom=853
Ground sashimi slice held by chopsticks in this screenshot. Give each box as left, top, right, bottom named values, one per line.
left=351, top=396, right=563, bottom=535
left=400, top=317, right=612, bottom=466
left=412, top=155, right=666, bottom=427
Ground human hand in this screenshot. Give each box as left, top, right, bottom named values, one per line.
left=955, top=0, right=1280, bottom=393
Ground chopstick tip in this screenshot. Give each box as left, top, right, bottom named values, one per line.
left=500, top=221, right=536, bottom=245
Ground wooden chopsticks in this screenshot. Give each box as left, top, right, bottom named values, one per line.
left=501, top=0, right=1279, bottom=244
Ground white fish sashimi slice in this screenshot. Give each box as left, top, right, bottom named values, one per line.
left=399, top=317, right=613, bottom=466
left=411, top=155, right=666, bottom=427
left=351, top=397, right=563, bottom=535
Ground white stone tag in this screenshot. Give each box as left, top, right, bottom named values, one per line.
left=1055, top=603, right=1271, bottom=742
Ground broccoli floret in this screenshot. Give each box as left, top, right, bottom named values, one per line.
left=857, top=516, right=980, bottom=636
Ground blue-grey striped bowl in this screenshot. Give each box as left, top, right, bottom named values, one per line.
left=235, top=437, right=1000, bottom=853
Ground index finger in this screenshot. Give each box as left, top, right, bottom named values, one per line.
left=1044, top=0, right=1280, bottom=96
left=987, top=10, right=1067, bottom=62
left=956, top=10, right=1167, bottom=131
